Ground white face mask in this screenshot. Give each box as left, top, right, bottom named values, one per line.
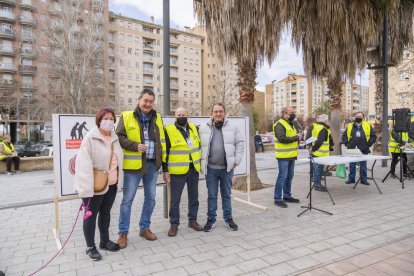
left=100, top=119, right=114, bottom=132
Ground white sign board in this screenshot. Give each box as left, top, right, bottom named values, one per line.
left=53, top=114, right=250, bottom=199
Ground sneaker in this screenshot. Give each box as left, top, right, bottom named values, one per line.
left=168, top=225, right=178, bottom=237
left=99, top=240, right=120, bottom=252
left=117, top=233, right=127, bottom=249
left=139, top=229, right=157, bottom=241
left=86, top=246, right=102, bottom=261
left=314, top=186, right=328, bottom=192
left=7, top=172, right=13, bottom=175
left=274, top=201, right=287, bottom=208
left=283, top=197, right=300, bottom=203
left=361, top=181, right=370, bottom=185
left=345, top=180, right=355, bottom=184
left=14, top=170, right=22, bottom=174
left=188, top=221, right=203, bottom=231
left=203, top=219, right=216, bottom=232
left=224, top=217, right=238, bottom=231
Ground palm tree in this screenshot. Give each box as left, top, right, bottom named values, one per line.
left=194, top=1, right=287, bottom=191
left=288, top=0, right=413, bottom=155
left=312, top=100, right=331, bottom=117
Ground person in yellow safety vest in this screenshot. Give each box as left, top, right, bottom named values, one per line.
left=388, top=126, right=410, bottom=178
left=342, top=112, right=377, bottom=185
left=162, top=107, right=203, bottom=237
left=116, top=89, right=167, bottom=248
left=409, top=117, right=414, bottom=141
left=273, top=106, right=302, bottom=208
left=307, top=114, right=334, bottom=192
left=0, top=134, right=21, bottom=175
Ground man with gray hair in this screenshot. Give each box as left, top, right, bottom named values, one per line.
left=306, top=114, right=334, bottom=192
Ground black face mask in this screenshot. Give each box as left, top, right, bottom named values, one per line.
left=176, top=117, right=188, bottom=127
left=215, top=121, right=224, bottom=129
left=355, top=118, right=363, bottom=123
left=289, top=113, right=296, bottom=122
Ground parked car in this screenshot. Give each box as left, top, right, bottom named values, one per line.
left=260, top=133, right=274, bottom=143
left=14, top=140, right=34, bottom=154
left=39, top=146, right=53, bottom=157
left=18, top=144, right=48, bottom=157
left=38, top=140, right=52, bottom=146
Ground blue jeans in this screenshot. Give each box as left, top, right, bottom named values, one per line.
left=274, top=159, right=295, bottom=201
left=118, top=160, right=158, bottom=234
left=348, top=161, right=367, bottom=182
left=206, top=167, right=234, bottom=223
left=313, top=164, right=324, bottom=187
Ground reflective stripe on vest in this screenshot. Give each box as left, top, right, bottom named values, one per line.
left=273, top=119, right=298, bottom=159
left=311, top=123, right=330, bottom=157
left=0, top=142, right=14, bottom=160
left=347, top=121, right=371, bottom=142
left=122, top=111, right=166, bottom=170
left=165, top=123, right=201, bottom=174
left=388, top=130, right=408, bottom=153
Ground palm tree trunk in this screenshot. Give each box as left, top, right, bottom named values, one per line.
left=327, top=75, right=343, bottom=156
left=373, top=69, right=384, bottom=154
left=232, top=58, right=263, bottom=191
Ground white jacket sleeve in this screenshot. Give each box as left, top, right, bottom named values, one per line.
left=74, top=138, right=94, bottom=198
left=234, top=125, right=245, bottom=165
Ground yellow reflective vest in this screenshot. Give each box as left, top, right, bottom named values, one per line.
left=0, top=142, right=14, bottom=160
left=273, top=119, right=298, bottom=159
left=311, top=123, right=331, bottom=157
left=122, top=111, right=166, bottom=170
left=347, top=121, right=371, bottom=142
left=165, top=123, right=201, bottom=174
left=388, top=130, right=408, bottom=153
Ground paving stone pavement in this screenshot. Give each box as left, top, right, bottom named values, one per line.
left=0, top=150, right=413, bottom=275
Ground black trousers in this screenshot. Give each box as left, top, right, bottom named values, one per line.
left=169, top=168, right=200, bottom=226
left=391, top=152, right=407, bottom=174
left=2, top=156, right=20, bottom=172
left=82, top=184, right=117, bottom=247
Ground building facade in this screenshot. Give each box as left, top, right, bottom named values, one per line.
left=108, top=13, right=204, bottom=115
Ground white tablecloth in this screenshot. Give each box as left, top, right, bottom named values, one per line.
left=298, top=155, right=390, bottom=166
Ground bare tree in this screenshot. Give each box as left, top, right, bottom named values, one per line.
left=44, top=0, right=107, bottom=114
left=207, top=61, right=240, bottom=115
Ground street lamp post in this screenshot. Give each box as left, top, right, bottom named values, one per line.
left=163, top=0, right=170, bottom=116
left=24, top=93, right=31, bottom=141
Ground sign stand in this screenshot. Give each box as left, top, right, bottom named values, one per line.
left=234, top=174, right=268, bottom=211
left=53, top=180, right=63, bottom=253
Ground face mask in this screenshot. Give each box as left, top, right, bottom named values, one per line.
left=355, top=118, right=363, bottom=123
left=215, top=121, right=224, bottom=129
left=100, top=119, right=114, bottom=132
left=289, top=113, right=296, bottom=122
left=176, top=117, right=188, bottom=127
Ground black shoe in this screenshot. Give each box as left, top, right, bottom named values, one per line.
left=345, top=180, right=355, bottom=184
left=283, top=197, right=300, bottom=203
left=86, top=246, right=102, bottom=261
left=361, top=181, right=370, bottom=185
left=274, top=201, right=287, bottom=208
left=203, top=219, right=216, bottom=232
left=322, top=171, right=333, bottom=176
left=99, top=240, right=120, bottom=252
left=224, top=217, right=238, bottom=231
left=314, top=186, right=328, bottom=192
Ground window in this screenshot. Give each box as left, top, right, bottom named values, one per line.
left=128, top=35, right=132, bottom=42
left=128, top=48, right=132, bottom=54
left=128, top=60, right=132, bottom=67
left=128, top=73, right=132, bottom=80
left=136, top=74, right=139, bottom=80
left=120, top=71, right=124, bottom=79
left=119, top=46, right=125, bottom=54
left=135, top=62, right=139, bottom=68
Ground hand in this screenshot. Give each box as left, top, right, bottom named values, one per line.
left=137, top=143, right=148, bottom=153
left=297, top=133, right=303, bottom=140
left=163, top=172, right=170, bottom=183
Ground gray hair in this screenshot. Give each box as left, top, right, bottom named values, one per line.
left=281, top=106, right=288, bottom=116
left=316, top=114, right=329, bottom=123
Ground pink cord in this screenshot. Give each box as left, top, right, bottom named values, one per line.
left=29, top=204, right=83, bottom=276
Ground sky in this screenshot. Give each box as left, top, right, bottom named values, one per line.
left=110, top=0, right=369, bottom=91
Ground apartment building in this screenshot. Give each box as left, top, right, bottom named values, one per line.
left=265, top=73, right=368, bottom=119
left=108, top=13, right=204, bottom=115
left=368, top=49, right=414, bottom=116
left=191, top=26, right=239, bottom=116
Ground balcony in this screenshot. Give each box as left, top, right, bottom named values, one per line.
left=0, top=0, right=16, bottom=6
left=19, top=15, right=36, bottom=26
left=0, top=27, right=15, bottom=39
left=143, top=79, right=153, bottom=86
left=143, top=68, right=153, bottom=74
left=143, top=44, right=154, bottom=51
left=21, top=32, right=35, bottom=42
left=49, top=3, right=62, bottom=15
left=19, top=0, right=36, bottom=10
left=109, top=75, right=115, bottom=83
left=20, top=48, right=37, bottom=58
left=170, top=83, right=179, bottom=89
left=0, top=79, right=16, bottom=90
left=143, top=56, right=153, bottom=63
left=108, top=62, right=115, bottom=69
left=170, top=48, right=178, bottom=56
left=170, top=71, right=178, bottom=78
left=170, top=61, right=178, bottom=67
left=19, top=64, right=37, bottom=74
left=0, top=10, right=15, bottom=22
left=0, top=45, right=15, bottom=56
left=0, top=63, right=16, bottom=73
left=20, top=82, right=37, bottom=91
left=48, top=66, right=64, bottom=78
